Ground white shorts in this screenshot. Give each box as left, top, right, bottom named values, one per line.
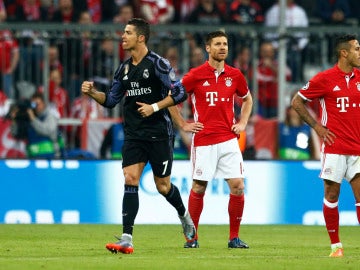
left=320, top=153, right=360, bottom=183
left=190, top=138, right=244, bottom=181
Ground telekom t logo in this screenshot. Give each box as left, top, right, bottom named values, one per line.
left=206, top=92, right=218, bottom=106
left=336, top=97, right=349, bottom=112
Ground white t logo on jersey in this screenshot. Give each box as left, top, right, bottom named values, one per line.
left=336, top=97, right=349, bottom=112
left=206, top=92, right=218, bottom=106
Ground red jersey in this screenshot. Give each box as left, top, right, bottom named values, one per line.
left=182, top=61, right=250, bottom=146
left=298, top=64, right=360, bottom=155
left=0, top=30, right=19, bottom=73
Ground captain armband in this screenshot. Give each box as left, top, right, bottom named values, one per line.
left=170, top=81, right=188, bottom=105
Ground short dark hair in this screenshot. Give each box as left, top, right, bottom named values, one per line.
left=205, top=30, right=228, bottom=46
left=31, top=91, right=45, bottom=102
left=335, top=34, right=357, bottom=58
left=127, top=18, right=150, bottom=44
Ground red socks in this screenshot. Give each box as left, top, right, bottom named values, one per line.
left=323, top=198, right=340, bottom=244
left=188, top=190, right=204, bottom=240
left=228, top=193, right=245, bottom=240
left=356, top=203, right=360, bottom=223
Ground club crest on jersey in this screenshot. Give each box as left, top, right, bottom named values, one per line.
left=302, top=82, right=310, bottom=90
left=143, top=69, right=149, bottom=79
left=169, top=69, right=176, bottom=81
left=356, top=82, right=360, bottom=91
left=225, top=77, right=232, bottom=87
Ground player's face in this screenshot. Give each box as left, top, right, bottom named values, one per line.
left=121, top=25, right=140, bottom=51
left=206, top=36, right=228, bottom=62
left=347, top=39, right=360, bottom=67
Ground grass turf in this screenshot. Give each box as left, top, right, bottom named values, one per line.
left=0, top=224, right=359, bottom=270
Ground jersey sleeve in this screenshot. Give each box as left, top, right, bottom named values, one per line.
left=235, top=71, right=250, bottom=98
left=103, top=65, right=126, bottom=108
left=181, top=68, right=195, bottom=93
left=298, top=73, right=326, bottom=101
left=154, top=57, right=176, bottom=88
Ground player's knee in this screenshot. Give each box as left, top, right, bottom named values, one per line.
left=123, top=172, right=140, bottom=186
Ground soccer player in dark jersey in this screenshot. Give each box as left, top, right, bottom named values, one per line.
left=81, top=18, right=196, bottom=254
left=169, top=31, right=253, bottom=249
left=292, top=34, right=360, bottom=258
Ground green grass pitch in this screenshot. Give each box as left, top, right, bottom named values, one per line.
left=0, top=224, right=359, bottom=270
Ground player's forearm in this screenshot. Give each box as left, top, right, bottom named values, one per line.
left=88, top=90, right=106, bottom=105
left=291, top=95, right=317, bottom=128
left=155, top=96, right=175, bottom=111
left=168, top=105, right=186, bottom=128
left=239, top=94, right=253, bottom=126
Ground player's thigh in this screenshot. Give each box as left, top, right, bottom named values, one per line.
left=320, top=153, right=346, bottom=183
left=345, top=155, right=360, bottom=182
left=216, top=138, right=244, bottom=179
left=122, top=140, right=148, bottom=168
left=191, top=144, right=217, bottom=181
left=148, top=139, right=173, bottom=178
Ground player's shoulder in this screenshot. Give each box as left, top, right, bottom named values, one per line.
left=224, top=63, right=246, bottom=78
left=353, top=67, right=360, bottom=76
left=189, top=62, right=211, bottom=73
left=225, top=63, right=242, bottom=74
left=146, top=50, right=172, bottom=72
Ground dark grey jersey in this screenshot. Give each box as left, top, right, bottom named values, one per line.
left=103, top=51, right=177, bottom=141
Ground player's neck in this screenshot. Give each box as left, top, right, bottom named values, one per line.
left=208, top=59, right=224, bottom=73
left=337, top=60, right=354, bottom=74
left=131, top=46, right=149, bottom=65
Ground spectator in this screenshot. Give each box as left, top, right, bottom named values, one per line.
left=256, top=0, right=275, bottom=14
left=9, top=91, right=63, bottom=158
left=113, top=2, right=134, bottom=24
left=47, top=44, right=64, bottom=75
left=70, top=92, right=107, bottom=148
left=139, top=0, right=175, bottom=24
left=233, top=45, right=253, bottom=85
left=13, top=0, right=48, bottom=22
left=172, top=0, right=197, bottom=22
left=92, top=36, right=116, bottom=93
left=186, top=0, right=227, bottom=25
left=54, top=10, right=95, bottom=101
left=113, top=3, right=134, bottom=62
left=189, top=46, right=206, bottom=69
left=3, top=0, right=18, bottom=21
left=100, top=122, right=125, bottom=159
left=278, top=105, right=320, bottom=160
left=39, top=0, right=57, bottom=21
left=264, top=0, right=309, bottom=82
left=229, top=0, right=264, bottom=24
left=0, top=29, right=19, bottom=100
left=314, top=0, right=351, bottom=24
left=39, top=69, right=70, bottom=118
left=0, top=89, right=10, bottom=117
left=86, top=0, right=118, bottom=23
left=51, top=0, right=84, bottom=23
left=164, top=46, right=183, bottom=80
left=256, top=41, right=291, bottom=118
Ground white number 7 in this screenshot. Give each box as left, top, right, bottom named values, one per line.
left=162, top=160, right=169, bottom=175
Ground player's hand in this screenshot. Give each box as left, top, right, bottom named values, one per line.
left=231, top=122, right=246, bottom=135
left=81, top=81, right=94, bottom=95
left=136, top=102, right=154, bottom=117
left=182, top=121, right=204, bottom=133
left=314, top=124, right=336, bottom=145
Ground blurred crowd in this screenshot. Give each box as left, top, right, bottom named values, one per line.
left=0, top=0, right=356, bottom=160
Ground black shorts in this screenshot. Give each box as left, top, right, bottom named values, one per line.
left=122, top=139, right=174, bottom=177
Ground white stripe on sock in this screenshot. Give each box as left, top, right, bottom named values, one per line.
left=323, top=198, right=338, bottom=208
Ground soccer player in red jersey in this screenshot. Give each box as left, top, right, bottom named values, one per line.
left=292, top=34, right=360, bottom=258
left=170, top=30, right=253, bottom=248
